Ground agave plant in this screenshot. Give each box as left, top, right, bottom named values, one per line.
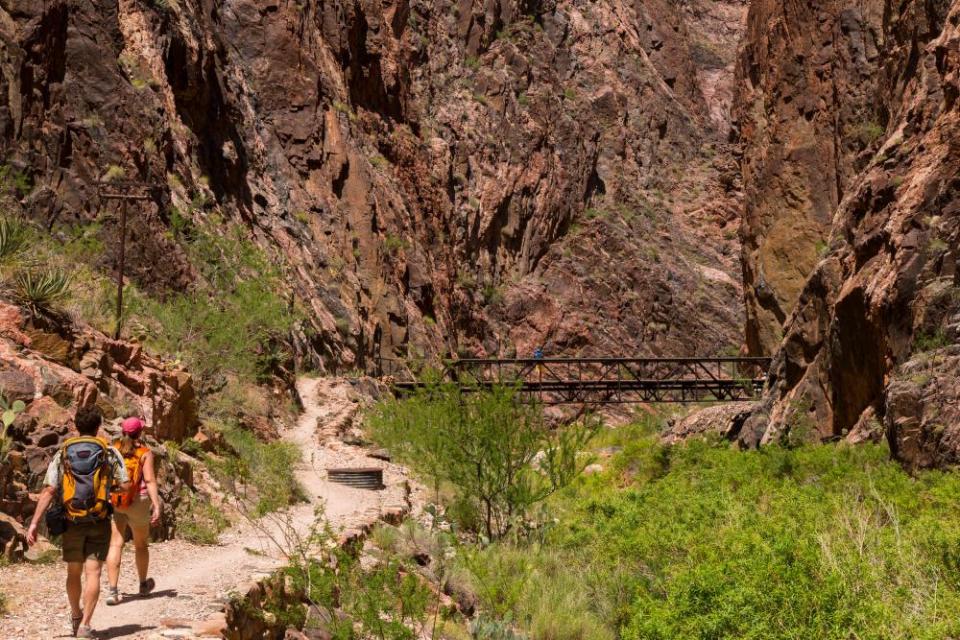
left=0, top=216, right=26, bottom=264
left=12, top=267, right=72, bottom=318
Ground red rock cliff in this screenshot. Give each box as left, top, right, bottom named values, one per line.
left=737, top=0, right=960, bottom=469
left=0, top=0, right=748, bottom=369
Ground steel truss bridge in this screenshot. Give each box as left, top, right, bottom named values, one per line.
left=390, top=357, right=772, bottom=405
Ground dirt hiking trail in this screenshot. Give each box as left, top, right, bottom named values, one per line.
left=0, top=377, right=420, bottom=640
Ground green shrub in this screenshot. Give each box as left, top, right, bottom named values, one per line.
left=127, top=221, right=299, bottom=385
left=175, top=489, right=229, bottom=544
left=0, top=164, right=32, bottom=196
left=206, top=422, right=302, bottom=516
left=914, top=329, right=951, bottom=352
left=278, top=522, right=434, bottom=640
left=369, top=384, right=599, bottom=539
left=0, top=589, right=7, bottom=615
left=101, top=165, right=126, bottom=183
left=855, top=121, right=886, bottom=146
left=466, top=426, right=960, bottom=640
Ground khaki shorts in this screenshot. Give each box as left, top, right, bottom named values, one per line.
left=62, top=519, right=111, bottom=563
left=114, top=497, right=152, bottom=531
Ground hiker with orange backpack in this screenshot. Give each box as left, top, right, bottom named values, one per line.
left=105, top=417, right=162, bottom=606
left=26, top=406, right=130, bottom=639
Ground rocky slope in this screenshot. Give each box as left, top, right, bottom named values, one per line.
left=736, top=0, right=960, bottom=468
left=0, top=0, right=748, bottom=370
left=0, top=300, right=199, bottom=539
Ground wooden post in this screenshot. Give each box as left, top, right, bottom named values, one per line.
left=115, top=197, right=127, bottom=340
left=97, top=180, right=158, bottom=340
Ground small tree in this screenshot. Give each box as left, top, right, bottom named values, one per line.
left=370, top=382, right=599, bottom=539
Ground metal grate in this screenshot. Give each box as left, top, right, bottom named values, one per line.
left=327, top=467, right=385, bottom=490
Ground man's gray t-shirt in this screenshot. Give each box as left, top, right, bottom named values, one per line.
left=43, top=443, right=129, bottom=487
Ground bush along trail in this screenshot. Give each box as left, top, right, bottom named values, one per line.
left=238, top=385, right=960, bottom=640
left=0, top=377, right=420, bottom=640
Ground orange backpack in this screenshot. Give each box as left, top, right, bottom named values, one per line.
left=111, top=441, right=150, bottom=509
left=60, top=437, right=114, bottom=522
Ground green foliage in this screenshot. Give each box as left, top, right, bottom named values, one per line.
left=205, top=421, right=302, bottom=516
left=0, top=216, right=27, bottom=264
left=174, top=489, right=229, bottom=544
left=369, top=384, right=599, bottom=539
left=516, top=92, right=529, bottom=107
left=128, top=221, right=299, bottom=385
left=465, top=424, right=960, bottom=640
left=562, top=87, right=577, bottom=101
left=101, top=165, right=126, bottom=183
left=855, top=120, right=886, bottom=146
left=384, top=234, right=408, bottom=254
left=928, top=237, right=949, bottom=254
left=274, top=519, right=434, bottom=640
left=914, top=328, right=951, bottom=352
left=333, top=100, right=358, bottom=123
left=481, top=284, right=503, bottom=306
left=0, top=589, right=6, bottom=615
left=0, top=164, right=32, bottom=197
left=370, top=154, right=389, bottom=169
left=465, top=56, right=481, bottom=70
left=12, top=267, right=71, bottom=318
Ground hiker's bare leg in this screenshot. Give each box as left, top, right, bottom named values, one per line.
left=81, top=557, right=102, bottom=626
left=107, top=519, right=127, bottom=587
left=66, top=562, right=83, bottom=618
left=131, top=524, right=150, bottom=583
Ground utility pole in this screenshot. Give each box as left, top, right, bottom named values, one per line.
left=96, top=180, right=159, bottom=340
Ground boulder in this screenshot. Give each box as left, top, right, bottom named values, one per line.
left=662, top=402, right=757, bottom=445
left=0, top=511, right=28, bottom=561
left=0, top=368, right=35, bottom=403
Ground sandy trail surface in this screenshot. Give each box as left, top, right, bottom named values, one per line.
left=0, top=377, right=418, bottom=639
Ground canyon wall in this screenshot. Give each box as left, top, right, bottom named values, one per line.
left=737, top=0, right=960, bottom=468
left=0, top=0, right=748, bottom=372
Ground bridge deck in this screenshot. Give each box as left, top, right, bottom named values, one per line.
left=390, top=357, right=771, bottom=405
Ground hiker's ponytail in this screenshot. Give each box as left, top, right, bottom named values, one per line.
left=118, top=435, right=137, bottom=457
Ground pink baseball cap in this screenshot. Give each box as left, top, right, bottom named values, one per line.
left=122, top=417, right=145, bottom=436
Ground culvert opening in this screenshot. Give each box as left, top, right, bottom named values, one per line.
left=327, top=467, right=385, bottom=490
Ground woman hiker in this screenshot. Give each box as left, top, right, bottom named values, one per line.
left=105, top=417, right=162, bottom=605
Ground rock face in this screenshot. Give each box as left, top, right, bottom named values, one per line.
left=0, top=301, right=199, bottom=527
left=0, top=0, right=748, bottom=370
left=734, top=0, right=888, bottom=357
left=737, top=0, right=960, bottom=467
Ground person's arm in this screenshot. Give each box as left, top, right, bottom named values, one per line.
left=141, top=450, right=162, bottom=525
left=27, top=485, right=56, bottom=545
left=27, top=455, right=62, bottom=545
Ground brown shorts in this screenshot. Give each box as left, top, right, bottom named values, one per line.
left=62, top=519, right=111, bottom=563
left=114, top=497, right=151, bottom=531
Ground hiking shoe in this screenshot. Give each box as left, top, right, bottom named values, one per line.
left=139, top=577, right=155, bottom=596
left=70, top=614, right=83, bottom=636
left=75, top=625, right=94, bottom=638
left=105, top=586, right=121, bottom=606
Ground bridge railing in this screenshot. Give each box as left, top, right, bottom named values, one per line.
left=389, top=357, right=772, bottom=405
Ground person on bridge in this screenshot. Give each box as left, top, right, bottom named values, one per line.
left=26, top=407, right=130, bottom=639
left=105, top=417, right=162, bottom=606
